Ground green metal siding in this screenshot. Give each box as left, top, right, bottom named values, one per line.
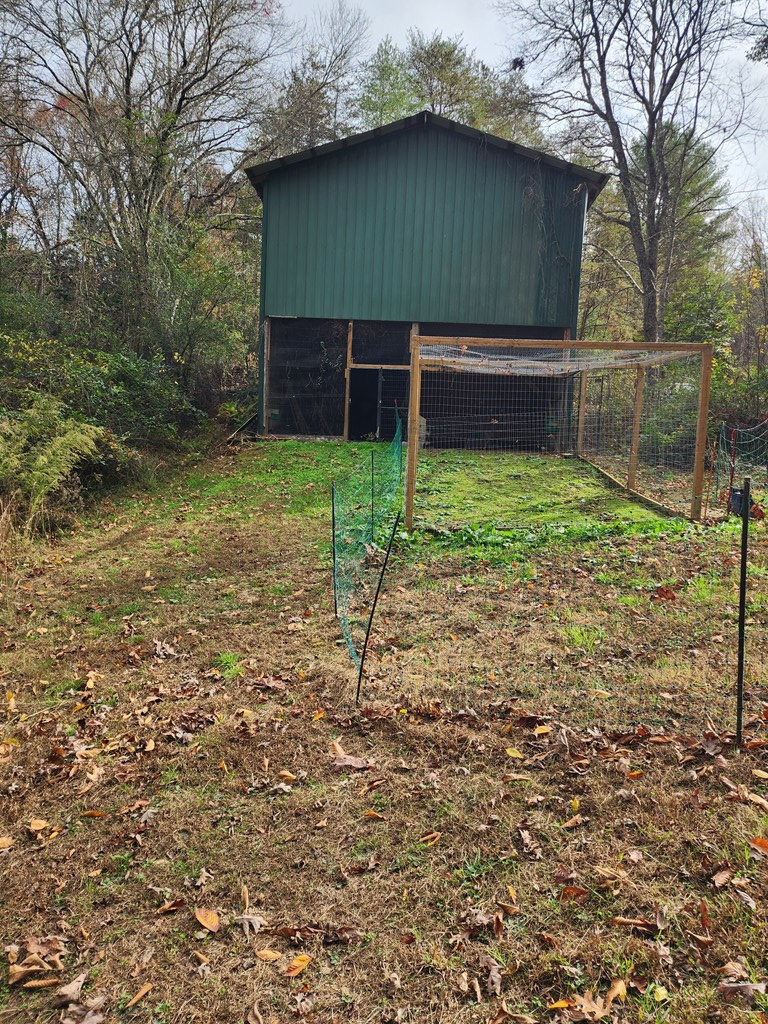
left=261, top=124, right=589, bottom=331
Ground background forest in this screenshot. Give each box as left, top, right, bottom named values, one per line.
left=1, top=0, right=768, bottom=525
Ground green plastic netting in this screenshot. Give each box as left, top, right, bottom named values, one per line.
left=714, top=421, right=768, bottom=513
left=333, top=413, right=403, bottom=667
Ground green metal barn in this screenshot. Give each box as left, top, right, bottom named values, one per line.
left=245, top=110, right=608, bottom=442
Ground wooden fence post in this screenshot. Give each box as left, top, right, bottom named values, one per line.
left=576, top=370, right=588, bottom=455
left=627, top=366, right=646, bottom=491
left=404, top=324, right=420, bottom=530
left=691, top=345, right=713, bottom=520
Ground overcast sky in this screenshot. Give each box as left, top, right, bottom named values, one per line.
left=286, top=0, right=768, bottom=208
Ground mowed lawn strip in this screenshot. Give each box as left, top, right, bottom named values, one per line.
left=1, top=442, right=767, bottom=1023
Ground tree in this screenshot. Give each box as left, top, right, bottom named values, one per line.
left=352, top=30, right=541, bottom=144
left=497, top=0, right=748, bottom=345
left=354, top=37, right=421, bottom=130
left=253, top=1, right=369, bottom=159
left=0, top=0, right=286, bottom=355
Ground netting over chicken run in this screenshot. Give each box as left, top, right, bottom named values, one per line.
left=404, top=337, right=712, bottom=527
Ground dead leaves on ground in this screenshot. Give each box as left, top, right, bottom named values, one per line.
left=330, top=737, right=374, bottom=771
left=283, top=953, right=313, bottom=978
left=5, top=944, right=107, bottom=1023
left=194, top=907, right=220, bottom=933
left=6, top=934, right=66, bottom=986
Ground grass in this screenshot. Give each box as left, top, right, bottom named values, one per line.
left=0, top=441, right=766, bottom=1023
left=415, top=450, right=666, bottom=529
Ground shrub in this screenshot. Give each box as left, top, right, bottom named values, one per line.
left=0, top=331, right=200, bottom=440
left=0, top=396, right=105, bottom=528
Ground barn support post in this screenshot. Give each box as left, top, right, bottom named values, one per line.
left=404, top=323, right=421, bottom=531
left=691, top=346, right=713, bottom=521
left=627, top=366, right=646, bottom=491
left=576, top=370, right=588, bottom=455
left=343, top=320, right=353, bottom=442
left=262, top=317, right=271, bottom=434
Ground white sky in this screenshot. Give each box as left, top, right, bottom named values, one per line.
left=286, top=0, right=768, bottom=209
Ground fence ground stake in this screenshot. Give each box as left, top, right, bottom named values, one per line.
left=736, top=475, right=750, bottom=748
left=331, top=482, right=338, bottom=616
left=356, top=512, right=401, bottom=706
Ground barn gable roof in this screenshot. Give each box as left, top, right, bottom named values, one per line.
left=244, top=110, right=609, bottom=204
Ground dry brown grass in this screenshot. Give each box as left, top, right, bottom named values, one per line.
left=0, top=445, right=767, bottom=1024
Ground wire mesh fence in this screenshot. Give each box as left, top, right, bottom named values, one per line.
left=405, top=339, right=709, bottom=529
left=581, top=354, right=702, bottom=516
left=332, top=411, right=402, bottom=672
left=713, top=421, right=768, bottom=518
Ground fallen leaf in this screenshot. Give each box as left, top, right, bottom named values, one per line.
left=534, top=725, right=552, bottom=737
left=748, top=837, right=768, bottom=856
left=734, top=887, right=757, bottom=911
left=718, top=981, right=767, bottom=1005
left=747, top=791, right=768, bottom=812
left=334, top=754, right=372, bottom=771
left=717, top=961, right=749, bottom=981
left=54, top=972, right=88, bottom=1006
left=60, top=993, right=107, bottom=1024
left=156, top=899, right=185, bottom=915
left=0, top=836, right=13, bottom=850
left=235, top=913, right=268, bottom=937
left=418, top=831, right=442, bottom=846
left=364, top=809, right=386, bottom=820
left=194, top=908, right=220, bottom=933
left=246, top=1001, right=264, bottom=1024
left=547, top=999, right=571, bottom=1009
left=283, top=954, right=313, bottom=978
left=255, top=949, right=282, bottom=962
left=605, top=978, right=627, bottom=1006
left=559, top=885, right=588, bottom=903
left=29, top=818, right=50, bottom=832
left=562, top=814, right=583, bottom=829
left=8, top=956, right=51, bottom=986
left=505, top=748, right=524, bottom=759
left=712, top=868, right=734, bottom=888
left=124, top=983, right=153, bottom=1008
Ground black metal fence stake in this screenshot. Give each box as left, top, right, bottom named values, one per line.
left=736, top=475, right=750, bottom=748
left=356, top=512, right=401, bottom=706
left=371, top=450, right=375, bottom=538
left=331, top=482, right=338, bottom=617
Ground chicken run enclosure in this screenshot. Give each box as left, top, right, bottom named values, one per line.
left=403, top=337, right=713, bottom=528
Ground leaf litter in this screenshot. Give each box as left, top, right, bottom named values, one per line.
left=1, top=443, right=767, bottom=1022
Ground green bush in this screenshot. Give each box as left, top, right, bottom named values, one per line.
left=0, top=330, right=199, bottom=439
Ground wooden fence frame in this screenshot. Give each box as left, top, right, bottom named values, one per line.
left=403, top=336, right=713, bottom=529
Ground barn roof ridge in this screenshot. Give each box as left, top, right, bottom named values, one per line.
left=244, top=110, right=609, bottom=202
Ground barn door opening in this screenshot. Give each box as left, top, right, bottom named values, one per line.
left=348, top=369, right=379, bottom=440
left=348, top=369, right=410, bottom=441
